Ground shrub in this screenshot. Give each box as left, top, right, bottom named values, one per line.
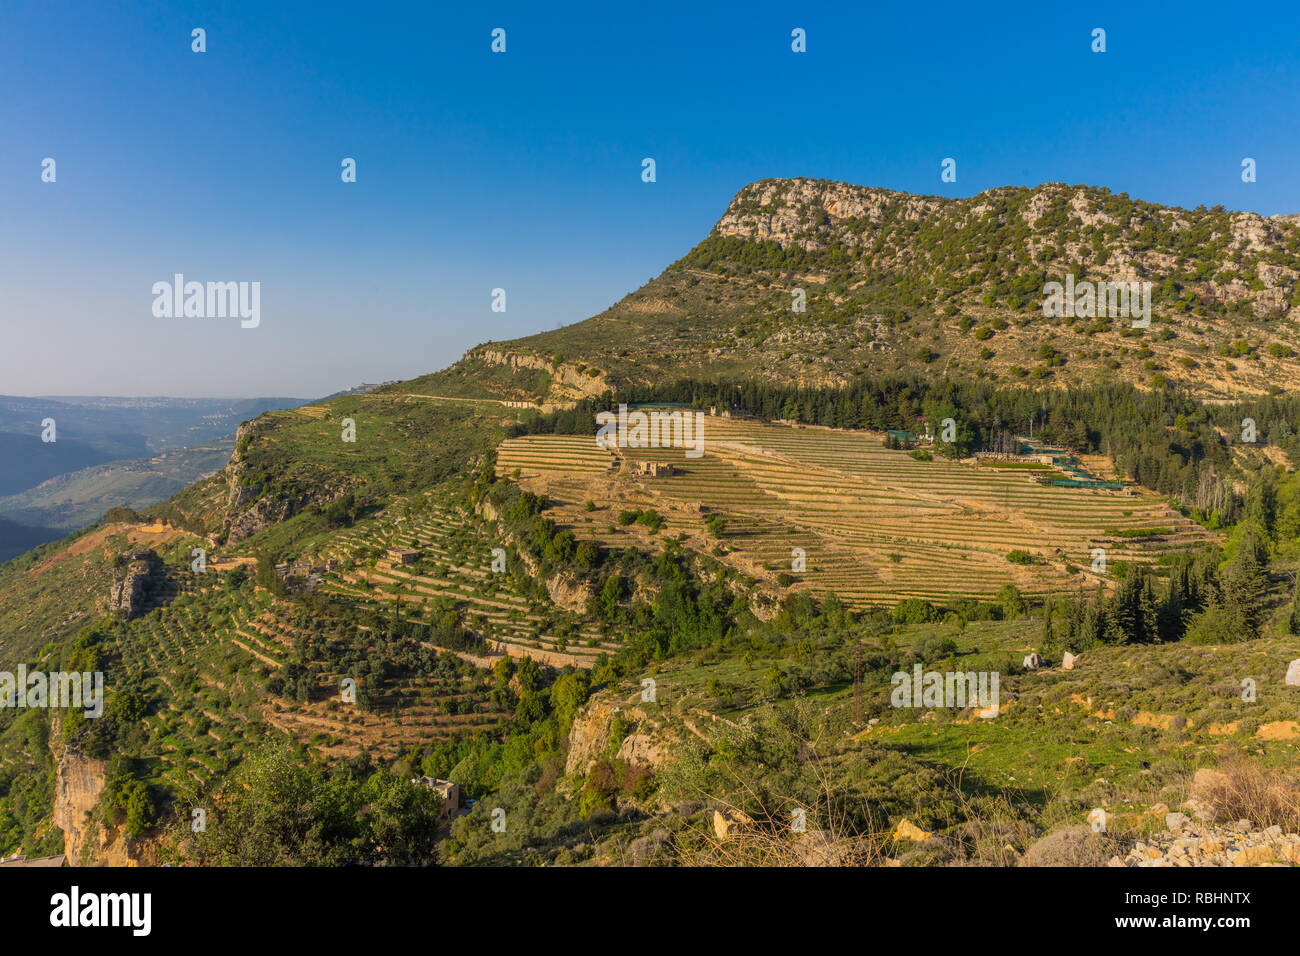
left=920, top=636, right=958, bottom=660
left=1184, top=606, right=1248, bottom=644
left=636, top=510, right=664, bottom=532
left=1191, top=761, right=1300, bottom=829
left=1024, top=825, right=1119, bottom=867
left=892, top=599, right=939, bottom=625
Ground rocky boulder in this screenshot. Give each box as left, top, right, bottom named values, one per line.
left=108, top=550, right=164, bottom=620
left=713, top=808, right=754, bottom=841
left=546, top=572, right=594, bottom=615
left=893, top=818, right=933, bottom=842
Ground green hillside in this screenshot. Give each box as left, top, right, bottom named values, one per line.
left=3, top=179, right=1300, bottom=867
left=417, top=178, right=1300, bottom=407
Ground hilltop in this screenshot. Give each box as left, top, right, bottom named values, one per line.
left=423, top=178, right=1300, bottom=406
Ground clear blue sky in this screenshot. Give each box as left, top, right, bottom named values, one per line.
left=3, top=0, right=1299, bottom=398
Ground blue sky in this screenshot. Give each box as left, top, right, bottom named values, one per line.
left=3, top=0, right=1299, bottom=397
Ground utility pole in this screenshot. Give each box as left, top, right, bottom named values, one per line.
left=853, top=644, right=862, bottom=723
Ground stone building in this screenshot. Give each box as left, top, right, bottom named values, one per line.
left=412, top=777, right=461, bottom=824
left=634, top=461, right=674, bottom=477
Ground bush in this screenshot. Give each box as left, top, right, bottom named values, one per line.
left=324, top=493, right=358, bottom=528
left=892, top=599, right=940, bottom=625
left=1184, top=606, right=1248, bottom=644
left=1191, top=762, right=1300, bottom=830
left=635, top=510, right=664, bottom=532
left=920, top=636, right=958, bottom=661
left=1023, top=825, right=1119, bottom=867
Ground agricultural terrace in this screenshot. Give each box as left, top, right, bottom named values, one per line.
left=495, top=416, right=1215, bottom=608
left=313, top=491, right=618, bottom=668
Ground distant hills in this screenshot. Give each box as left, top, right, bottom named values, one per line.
left=0, top=516, right=63, bottom=565
left=0, top=442, right=231, bottom=540
left=0, top=395, right=307, bottom=560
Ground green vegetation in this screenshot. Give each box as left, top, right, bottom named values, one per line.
left=5, top=177, right=1300, bottom=867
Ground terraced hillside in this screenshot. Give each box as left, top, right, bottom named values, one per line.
left=2, top=178, right=1298, bottom=869
left=498, top=416, right=1215, bottom=607
left=312, top=491, right=620, bottom=668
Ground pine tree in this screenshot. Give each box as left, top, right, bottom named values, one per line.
left=1158, top=567, right=1185, bottom=642
left=1219, top=529, right=1270, bottom=639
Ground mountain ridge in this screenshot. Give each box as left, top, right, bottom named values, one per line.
left=414, top=176, right=1300, bottom=407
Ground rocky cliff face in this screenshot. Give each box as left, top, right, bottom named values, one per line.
left=53, top=747, right=101, bottom=863
left=222, top=419, right=312, bottom=543
left=220, top=418, right=358, bottom=543
left=108, top=549, right=165, bottom=619
left=715, top=178, right=946, bottom=252
left=546, top=572, right=594, bottom=615
left=466, top=347, right=610, bottom=403
left=53, top=748, right=157, bottom=866
left=565, top=692, right=673, bottom=777
left=712, top=177, right=1300, bottom=317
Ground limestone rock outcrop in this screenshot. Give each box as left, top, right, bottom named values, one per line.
left=108, top=550, right=165, bottom=620
left=53, top=749, right=157, bottom=866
